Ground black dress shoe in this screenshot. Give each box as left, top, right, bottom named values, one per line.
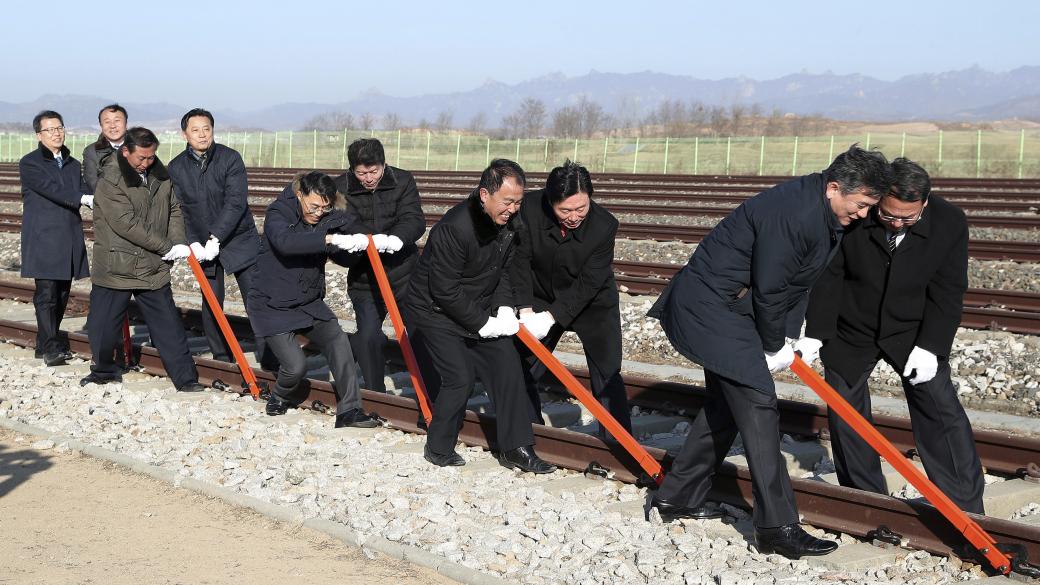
left=755, top=524, right=839, bottom=558
left=266, top=394, right=294, bottom=416
left=650, top=498, right=725, bottom=521
left=424, top=444, right=466, bottom=467
left=43, top=353, right=67, bottom=367
left=335, top=408, right=380, bottom=428
left=79, top=372, right=122, bottom=387
left=498, top=446, right=557, bottom=474
left=176, top=382, right=206, bottom=393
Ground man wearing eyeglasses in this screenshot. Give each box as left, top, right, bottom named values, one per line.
left=19, top=110, right=92, bottom=366
left=332, top=138, right=424, bottom=394
left=168, top=108, right=273, bottom=370
left=797, top=158, right=984, bottom=515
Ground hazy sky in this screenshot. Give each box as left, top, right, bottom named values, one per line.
left=3, top=0, right=1036, bottom=110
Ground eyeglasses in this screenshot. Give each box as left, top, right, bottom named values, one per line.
left=877, top=208, right=922, bottom=225
left=38, top=126, right=65, bottom=135
left=304, top=202, right=332, bottom=214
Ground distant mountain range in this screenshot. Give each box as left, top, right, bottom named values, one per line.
left=3, top=66, right=1039, bottom=131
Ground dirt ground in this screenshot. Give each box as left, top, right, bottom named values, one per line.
left=0, top=428, right=458, bottom=585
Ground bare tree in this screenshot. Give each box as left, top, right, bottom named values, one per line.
left=501, top=112, right=523, bottom=139
left=552, top=106, right=582, bottom=138
left=517, top=98, right=547, bottom=137
left=468, top=111, right=488, bottom=134
left=300, top=111, right=355, bottom=131
left=729, top=104, right=746, bottom=135
left=707, top=106, right=728, bottom=137
left=551, top=97, right=609, bottom=138
left=382, top=112, right=402, bottom=131
left=435, top=111, right=454, bottom=132
left=359, top=112, right=375, bottom=132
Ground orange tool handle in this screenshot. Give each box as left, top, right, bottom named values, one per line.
left=365, top=235, right=433, bottom=425
left=186, top=253, right=262, bottom=399
left=516, top=325, right=663, bottom=485
left=790, top=355, right=1011, bottom=574
left=122, top=314, right=133, bottom=365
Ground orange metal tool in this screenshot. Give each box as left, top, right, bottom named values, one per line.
left=790, top=355, right=1013, bottom=575
left=515, top=325, right=663, bottom=485
left=122, top=314, right=134, bottom=367
left=186, top=253, right=262, bottom=399
left=365, top=235, right=433, bottom=425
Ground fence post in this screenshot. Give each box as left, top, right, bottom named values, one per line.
left=257, top=132, right=263, bottom=167
left=454, top=134, right=462, bottom=171
left=425, top=131, right=431, bottom=171
left=601, top=136, right=608, bottom=172
left=340, top=129, right=348, bottom=168
left=573, top=138, right=579, bottom=163
left=1019, top=129, right=1026, bottom=179
left=693, top=136, right=699, bottom=175
left=900, top=132, right=906, bottom=157
left=485, top=136, right=490, bottom=167
left=758, top=136, right=765, bottom=176
left=791, top=136, right=799, bottom=176
left=167, top=137, right=173, bottom=161
left=515, top=137, right=520, bottom=161
left=937, top=130, right=943, bottom=174
left=865, top=132, right=871, bottom=150
left=828, top=134, right=835, bottom=163
left=976, top=129, right=982, bottom=178
left=632, top=137, right=640, bottom=173
left=273, top=132, right=279, bottom=167
left=663, top=137, right=670, bottom=174
left=724, top=136, right=731, bottom=175
left=312, top=129, right=317, bottom=169
left=543, top=138, right=549, bottom=171
left=396, top=129, right=402, bottom=167
left=288, top=131, right=294, bottom=168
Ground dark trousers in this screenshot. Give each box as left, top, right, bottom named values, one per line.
left=518, top=307, right=631, bottom=433
left=33, top=279, right=71, bottom=356
left=412, top=325, right=535, bottom=455
left=348, top=292, right=405, bottom=393
left=263, top=318, right=361, bottom=416
left=656, top=369, right=799, bottom=528
left=201, top=264, right=274, bottom=369
left=825, top=354, right=985, bottom=514
left=87, top=284, right=198, bottom=388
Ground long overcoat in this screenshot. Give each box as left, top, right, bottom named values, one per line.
left=19, top=143, right=90, bottom=281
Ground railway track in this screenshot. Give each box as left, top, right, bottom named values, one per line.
left=0, top=280, right=1038, bottom=567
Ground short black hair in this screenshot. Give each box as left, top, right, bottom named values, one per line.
left=822, top=144, right=892, bottom=199
left=347, top=138, right=385, bottom=168
left=889, top=158, right=931, bottom=203
left=180, top=108, right=214, bottom=131
left=32, top=110, right=63, bottom=133
left=297, top=171, right=338, bottom=200
left=544, top=159, right=594, bottom=205
left=98, top=104, right=127, bottom=123
left=123, top=127, right=160, bottom=153
left=479, top=159, right=526, bottom=196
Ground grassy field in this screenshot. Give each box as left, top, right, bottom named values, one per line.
left=2, top=129, right=1038, bottom=179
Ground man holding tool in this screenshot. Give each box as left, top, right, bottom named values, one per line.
left=797, top=157, right=984, bottom=514
left=647, top=145, right=892, bottom=558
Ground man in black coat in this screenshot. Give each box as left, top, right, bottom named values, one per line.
left=332, top=138, right=424, bottom=393
left=168, top=108, right=272, bottom=368
left=82, top=104, right=128, bottom=194
left=797, top=158, right=984, bottom=514
left=403, top=159, right=555, bottom=474
left=247, top=171, right=378, bottom=429
left=511, top=160, right=631, bottom=433
left=647, top=146, right=892, bottom=559
left=19, top=110, right=92, bottom=366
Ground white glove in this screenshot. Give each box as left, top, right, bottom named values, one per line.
left=384, top=235, right=403, bottom=253
left=330, top=234, right=368, bottom=253
left=189, top=242, right=206, bottom=259
left=80, top=195, right=94, bottom=209
left=495, top=306, right=520, bottom=336
left=793, top=337, right=823, bottom=366
left=372, top=233, right=390, bottom=252
left=520, top=311, right=555, bottom=340
left=204, top=236, right=220, bottom=261
left=764, top=344, right=795, bottom=373
left=903, top=346, right=938, bottom=385
left=161, top=244, right=191, bottom=261
left=478, top=316, right=504, bottom=338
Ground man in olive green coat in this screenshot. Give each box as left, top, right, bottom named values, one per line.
left=81, top=127, right=203, bottom=392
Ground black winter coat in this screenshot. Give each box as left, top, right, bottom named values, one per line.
left=168, top=143, right=260, bottom=274
left=332, top=166, right=424, bottom=301
left=19, top=143, right=90, bottom=280
left=648, top=173, right=844, bottom=393
left=81, top=135, right=118, bottom=195
left=403, top=193, right=517, bottom=338
left=512, top=189, right=619, bottom=327
left=246, top=183, right=364, bottom=338
left=804, top=196, right=968, bottom=381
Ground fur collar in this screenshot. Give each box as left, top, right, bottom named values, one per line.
left=467, top=191, right=507, bottom=244
left=38, top=142, right=70, bottom=161
left=116, top=149, right=169, bottom=187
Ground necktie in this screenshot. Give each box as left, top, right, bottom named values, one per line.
left=55, top=155, right=63, bottom=169
left=888, top=231, right=898, bottom=253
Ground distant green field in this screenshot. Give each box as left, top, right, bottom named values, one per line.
left=3, top=128, right=1038, bottom=178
